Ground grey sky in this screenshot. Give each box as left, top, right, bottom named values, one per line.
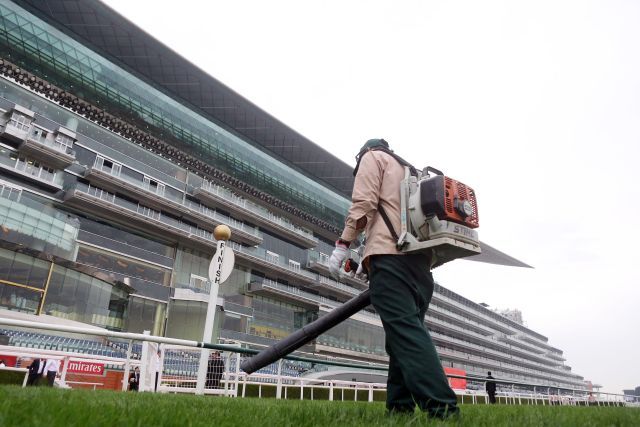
left=102, top=0, right=640, bottom=393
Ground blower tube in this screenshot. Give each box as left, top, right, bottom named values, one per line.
left=240, top=289, right=371, bottom=374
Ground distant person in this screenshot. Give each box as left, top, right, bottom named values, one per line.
left=486, top=371, right=497, bottom=404
left=129, top=367, right=140, bottom=391
left=152, top=349, right=161, bottom=392
left=44, top=358, right=61, bottom=387
left=26, top=358, right=44, bottom=386
left=206, top=352, right=225, bottom=389
left=0, top=360, right=6, bottom=367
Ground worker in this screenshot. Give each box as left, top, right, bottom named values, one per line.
left=329, top=139, right=459, bottom=419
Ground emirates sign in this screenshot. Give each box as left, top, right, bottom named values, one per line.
left=67, top=361, right=104, bottom=375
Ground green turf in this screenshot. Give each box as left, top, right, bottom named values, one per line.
left=0, top=386, right=637, bottom=427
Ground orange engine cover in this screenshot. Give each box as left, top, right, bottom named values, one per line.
left=419, top=175, right=479, bottom=228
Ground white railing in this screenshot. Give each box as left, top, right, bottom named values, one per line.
left=0, top=317, right=629, bottom=406
left=200, top=180, right=315, bottom=242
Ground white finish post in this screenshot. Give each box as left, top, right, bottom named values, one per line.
left=122, top=339, right=133, bottom=391
left=196, top=239, right=226, bottom=395
left=329, top=381, right=334, bottom=401
left=368, top=385, right=373, bottom=402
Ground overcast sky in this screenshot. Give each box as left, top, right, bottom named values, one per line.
left=102, top=0, right=640, bottom=393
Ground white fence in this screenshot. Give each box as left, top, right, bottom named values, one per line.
left=0, top=317, right=631, bottom=406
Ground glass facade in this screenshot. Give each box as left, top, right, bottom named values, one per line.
left=126, top=295, right=166, bottom=336
left=0, top=248, right=49, bottom=290
left=0, top=247, right=129, bottom=330
left=44, top=264, right=128, bottom=330
left=248, top=296, right=309, bottom=341
left=0, top=1, right=350, bottom=227
left=317, top=316, right=386, bottom=356
left=0, top=180, right=78, bottom=259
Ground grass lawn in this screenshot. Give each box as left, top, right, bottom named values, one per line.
left=0, top=386, right=637, bottom=427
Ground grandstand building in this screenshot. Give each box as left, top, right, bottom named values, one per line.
left=0, top=0, right=586, bottom=390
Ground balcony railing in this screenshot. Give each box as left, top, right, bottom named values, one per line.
left=25, top=132, right=75, bottom=157
left=197, top=180, right=317, bottom=246
left=431, top=291, right=519, bottom=335
left=0, top=147, right=63, bottom=189
left=435, top=344, right=581, bottom=386
left=434, top=346, right=569, bottom=386
left=431, top=329, right=565, bottom=374
left=88, top=160, right=261, bottom=244
left=318, top=275, right=360, bottom=296
left=249, top=279, right=320, bottom=307
left=2, top=111, right=33, bottom=142
left=229, top=242, right=317, bottom=283
left=429, top=303, right=495, bottom=336
left=66, top=182, right=217, bottom=248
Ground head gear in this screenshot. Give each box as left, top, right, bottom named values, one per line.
left=353, top=138, right=391, bottom=176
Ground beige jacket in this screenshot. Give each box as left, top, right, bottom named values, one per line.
left=341, top=150, right=405, bottom=262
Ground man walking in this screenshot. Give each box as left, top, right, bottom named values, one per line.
left=486, top=371, right=497, bottom=404
left=26, top=358, right=44, bottom=386
left=206, top=351, right=225, bottom=389
left=129, top=367, right=140, bottom=391
left=44, top=358, right=60, bottom=387
left=329, top=139, right=459, bottom=419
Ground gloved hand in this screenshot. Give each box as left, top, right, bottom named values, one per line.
left=328, top=240, right=350, bottom=280
left=355, top=262, right=368, bottom=282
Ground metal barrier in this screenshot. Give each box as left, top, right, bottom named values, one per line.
left=0, top=317, right=630, bottom=405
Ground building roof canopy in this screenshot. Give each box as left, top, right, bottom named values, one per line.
left=16, top=0, right=355, bottom=197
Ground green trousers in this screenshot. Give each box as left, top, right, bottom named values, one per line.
left=369, top=254, right=459, bottom=418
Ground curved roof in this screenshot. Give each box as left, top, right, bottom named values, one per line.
left=14, top=0, right=355, bottom=198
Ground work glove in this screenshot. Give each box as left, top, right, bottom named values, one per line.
left=344, top=258, right=368, bottom=282
left=328, top=240, right=350, bottom=280
left=355, top=262, right=368, bottom=282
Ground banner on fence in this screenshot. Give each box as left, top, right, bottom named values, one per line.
left=67, top=361, right=104, bottom=375
left=444, top=367, right=467, bottom=390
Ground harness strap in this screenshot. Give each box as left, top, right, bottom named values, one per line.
left=377, top=204, right=399, bottom=243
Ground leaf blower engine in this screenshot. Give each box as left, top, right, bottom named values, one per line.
left=397, top=166, right=481, bottom=267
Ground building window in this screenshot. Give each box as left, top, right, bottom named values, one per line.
left=143, top=176, right=165, bottom=197
left=94, top=155, right=122, bottom=176
left=11, top=154, right=57, bottom=183
left=54, top=133, right=74, bottom=149
left=0, top=183, right=21, bottom=202
left=189, top=274, right=209, bottom=293
left=86, top=184, right=116, bottom=203
left=126, top=295, right=166, bottom=336
left=288, top=260, right=300, bottom=271
left=266, top=251, right=279, bottom=264
left=8, top=112, right=31, bottom=132
left=137, top=205, right=161, bottom=221
left=30, top=127, right=47, bottom=143
left=318, top=252, right=329, bottom=264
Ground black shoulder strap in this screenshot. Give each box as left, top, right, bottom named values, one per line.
left=353, top=146, right=419, bottom=177
left=378, top=204, right=399, bottom=243
left=353, top=146, right=416, bottom=243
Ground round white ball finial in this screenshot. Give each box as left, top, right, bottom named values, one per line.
left=214, top=224, right=232, bottom=241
